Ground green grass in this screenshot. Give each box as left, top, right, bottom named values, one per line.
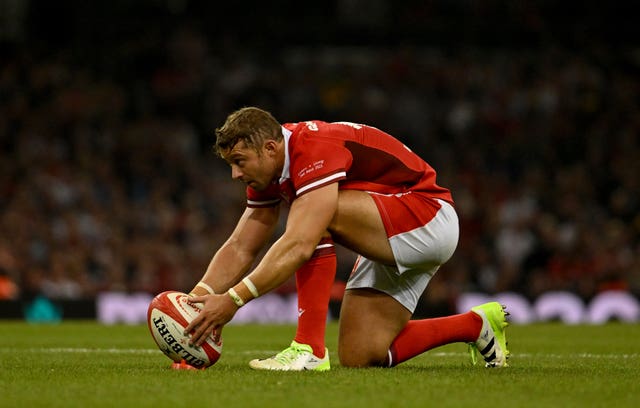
left=1, top=321, right=639, bottom=408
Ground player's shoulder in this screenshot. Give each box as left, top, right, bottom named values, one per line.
left=284, top=120, right=331, bottom=133
left=286, top=122, right=329, bottom=148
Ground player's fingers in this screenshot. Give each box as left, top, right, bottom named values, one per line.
left=188, top=295, right=206, bottom=304
left=184, top=314, right=202, bottom=336
left=187, top=323, right=203, bottom=346
left=212, top=327, right=222, bottom=343
left=192, top=322, right=212, bottom=346
left=192, top=312, right=216, bottom=345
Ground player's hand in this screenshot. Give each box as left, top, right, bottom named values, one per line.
left=184, top=293, right=238, bottom=347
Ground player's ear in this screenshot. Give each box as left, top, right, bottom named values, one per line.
left=263, top=140, right=278, bottom=156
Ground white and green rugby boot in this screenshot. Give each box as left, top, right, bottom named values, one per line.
left=468, top=302, right=510, bottom=367
left=249, top=341, right=330, bottom=371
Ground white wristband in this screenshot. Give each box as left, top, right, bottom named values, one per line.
left=195, top=281, right=215, bottom=295
left=227, top=288, right=245, bottom=307
left=242, top=277, right=260, bottom=299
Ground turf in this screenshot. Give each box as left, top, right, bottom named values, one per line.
left=1, top=321, right=639, bottom=408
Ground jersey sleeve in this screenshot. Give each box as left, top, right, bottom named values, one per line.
left=246, top=183, right=281, bottom=208
left=290, top=137, right=351, bottom=196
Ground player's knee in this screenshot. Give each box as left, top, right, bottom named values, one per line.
left=338, top=344, right=388, bottom=368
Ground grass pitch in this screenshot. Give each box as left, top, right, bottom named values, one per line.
left=1, top=321, right=639, bottom=408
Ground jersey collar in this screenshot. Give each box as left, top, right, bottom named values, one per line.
left=279, top=126, right=292, bottom=184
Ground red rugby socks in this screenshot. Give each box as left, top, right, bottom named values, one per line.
left=386, top=311, right=483, bottom=366
left=293, top=238, right=337, bottom=358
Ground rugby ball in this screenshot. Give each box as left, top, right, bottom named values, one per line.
left=147, top=291, right=222, bottom=368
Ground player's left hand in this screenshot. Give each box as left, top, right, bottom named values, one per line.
left=184, top=293, right=238, bottom=346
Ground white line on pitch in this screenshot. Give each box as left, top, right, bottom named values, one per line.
left=5, top=348, right=639, bottom=359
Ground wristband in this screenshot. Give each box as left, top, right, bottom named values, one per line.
left=242, top=277, right=260, bottom=299
left=227, top=288, right=245, bottom=307
left=195, top=281, right=215, bottom=295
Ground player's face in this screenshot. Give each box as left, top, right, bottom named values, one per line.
left=223, top=140, right=279, bottom=191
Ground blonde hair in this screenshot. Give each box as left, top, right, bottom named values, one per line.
left=214, top=107, right=282, bottom=156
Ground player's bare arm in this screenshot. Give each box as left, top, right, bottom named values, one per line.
left=189, top=205, right=280, bottom=297
left=242, top=182, right=338, bottom=295
left=185, top=182, right=339, bottom=346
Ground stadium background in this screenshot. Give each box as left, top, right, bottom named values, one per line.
left=0, top=0, right=638, bottom=323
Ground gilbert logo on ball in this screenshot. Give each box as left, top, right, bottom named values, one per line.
left=147, top=291, right=222, bottom=368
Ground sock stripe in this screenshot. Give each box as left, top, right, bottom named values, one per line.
left=311, top=237, right=335, bottom=258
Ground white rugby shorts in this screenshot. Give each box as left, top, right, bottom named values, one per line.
left=345, top=193, right=459, bottom=312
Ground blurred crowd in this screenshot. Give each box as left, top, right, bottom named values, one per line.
left=1, top=2, right=639, bottom=312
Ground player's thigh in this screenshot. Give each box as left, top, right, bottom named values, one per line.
left=338, top=288, right=411, bottom=367
left=328, top=190, right=394, bottom=265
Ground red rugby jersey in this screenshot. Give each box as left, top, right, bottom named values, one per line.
left=246, top=121, right=452, bottom=207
